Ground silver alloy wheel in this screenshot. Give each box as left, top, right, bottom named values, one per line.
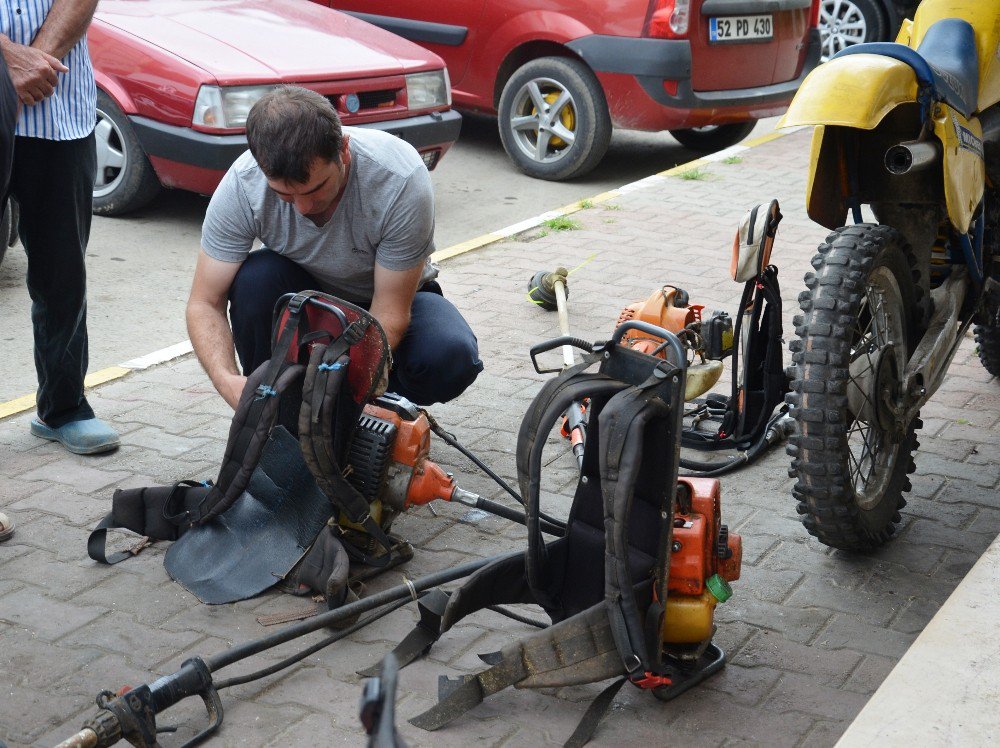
left=819, top=0, right=869, bottom=60
left=94, top=107, right=127, bottom=198
left=508, top=77, right=578, bottom=165
left=844, top=265, right=907, bottom=510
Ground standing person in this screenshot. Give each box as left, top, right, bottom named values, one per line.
left=1, top=0, right=119, bottom=455
left=0, top=49, right=17, bottom=545
left=187, top=86, right=482, bottom=409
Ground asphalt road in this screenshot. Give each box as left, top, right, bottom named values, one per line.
left=0, top=114, right=777, bottom=405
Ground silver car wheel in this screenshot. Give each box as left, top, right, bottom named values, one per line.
left=819, top=0, right=869, bottom=60
left=94, top=107, right=128, bottom=198
left=508, top=77, right=578, bottom=165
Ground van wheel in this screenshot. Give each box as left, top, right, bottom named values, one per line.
left=93, top=90, right=161, bottom=216
left=498, top=56, right=611, bottom=181
left=819, top=0, right=887, bottom=60
left=669, top=122, right=756, bottom=152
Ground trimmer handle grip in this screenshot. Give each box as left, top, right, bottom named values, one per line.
left=65, top=657, right=223, bottom=748
left=529, top=336, right=595, bottom=374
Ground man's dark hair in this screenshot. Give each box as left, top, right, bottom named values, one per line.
left=246, top=86, right=343, bottom=183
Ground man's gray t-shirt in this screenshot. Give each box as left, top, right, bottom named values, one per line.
left=201, top=127, right=437, bottom=304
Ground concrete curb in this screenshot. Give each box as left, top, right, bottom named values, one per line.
left=836, top=532, right=1000, bottom=746
left=0, top=127, right=798, bottom=421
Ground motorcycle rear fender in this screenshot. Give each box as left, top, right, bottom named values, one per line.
left=783, top=56, right=985, bottom=233
left=801, top=111, right=985, bottom=233
left=778, top=55, right=919, bottom=131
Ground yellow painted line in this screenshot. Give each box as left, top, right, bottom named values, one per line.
left=742, top=129, right=795, bottom=148
left=431, top=233, right=504, bottom=262
left=0, top=393, right=36, bottom=420
left=86, top=366, right=130, bottom=387
left=586, top=190, right=622, bottom=205
left=0, top=365, right=133, bottom=421
left=659, top=157, right=712, bottom=177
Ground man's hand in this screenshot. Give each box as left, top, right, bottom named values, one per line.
left=373, top=356, right=391, bottom=398
left=0, top=40, right=67, bottom=105
left=220, top=372, right=249, bottom=410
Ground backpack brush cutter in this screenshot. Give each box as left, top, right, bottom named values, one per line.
left=529, top=199, right=795, bottom=478
left=58, top=296, right=745, bottom=747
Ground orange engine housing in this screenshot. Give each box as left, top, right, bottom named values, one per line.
left=661, top=477, right=742, bottom=645
left=617, top=287, right=702, bottom=357
left=359, top=404, right=455, bottom=513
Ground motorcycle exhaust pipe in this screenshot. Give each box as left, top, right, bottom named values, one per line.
left=884, top=140, right=941, bottom=175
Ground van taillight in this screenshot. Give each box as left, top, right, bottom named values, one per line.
left=809, top=0, right=820, bottom=27
left=649, top=0, right=691, bottom=39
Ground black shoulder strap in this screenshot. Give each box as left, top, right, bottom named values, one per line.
left=298, top=335, right=396, bottom=566
left=356, top=589, right=452, bottom=677
left=516, top=364, right=625, bottom=609
left=731, top=265, right=784, bottom=444
left=194, top=361, right=305, bottom=524
left=598, top=375, right=674, bottom=678
left=88, top=480, right=211, bottom=564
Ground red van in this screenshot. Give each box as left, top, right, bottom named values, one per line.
left=320, top=0, right=822, bottom=180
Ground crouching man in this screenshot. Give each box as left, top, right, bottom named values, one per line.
left=186, top=86, right=482, bottom=407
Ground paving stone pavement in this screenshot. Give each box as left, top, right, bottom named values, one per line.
left=1, top=128, right=998, bottom=747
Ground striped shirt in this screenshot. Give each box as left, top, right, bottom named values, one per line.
left=1, top=0, right=96, bottom=140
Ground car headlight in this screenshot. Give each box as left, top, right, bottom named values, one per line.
left=405, top=69, right=450, bottom=110
left=193, top=85, right=277, bottom=129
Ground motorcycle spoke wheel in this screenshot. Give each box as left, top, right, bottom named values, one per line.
left=787, top=224, right=924, bottom=551
left=843, top=268, right=908, bottom=508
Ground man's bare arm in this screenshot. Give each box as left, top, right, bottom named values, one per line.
left=32, top=0, right=100, bottom=59
left=369, top=263, right=425, bottom=351
left=186, top=250, right=246, bottom=409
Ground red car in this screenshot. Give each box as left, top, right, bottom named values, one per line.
left=322, top=0, right=823, bottom=180
left=88, top=0, right=461, bottom=215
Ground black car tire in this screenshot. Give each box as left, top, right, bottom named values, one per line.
left=668, top=122, right=757, bottom=152
left=498, top=56, right=611, bottom=181
left=974, top=322, right=1000, bottom=376
left=93, top=90, right=161, bottom=216
left=819, top=0, right=887, bottom=60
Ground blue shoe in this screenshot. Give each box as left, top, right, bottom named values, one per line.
left=30, top=417, right=120, bottom=455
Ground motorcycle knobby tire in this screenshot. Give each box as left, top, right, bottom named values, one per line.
left=787, top=224, right=924, bottom=551
left=974, top=323, right=1000, bottom=376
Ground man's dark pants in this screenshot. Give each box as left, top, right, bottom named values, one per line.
left=10, top=134, right=97, bottom=428
left=229, top=249, right=483, bottom=405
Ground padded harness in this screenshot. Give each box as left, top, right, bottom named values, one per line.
left=89, top=292, right=395, bottom=591
left=368, top=333, right=715, bottom=744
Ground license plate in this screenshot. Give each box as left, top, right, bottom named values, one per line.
left=709, top=15, right=773, bottom=43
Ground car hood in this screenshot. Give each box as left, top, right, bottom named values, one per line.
left=95, top=0, right=442, bottom=83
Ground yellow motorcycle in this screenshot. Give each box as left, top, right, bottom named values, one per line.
left=779, top=0, right=1000, bottom=550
